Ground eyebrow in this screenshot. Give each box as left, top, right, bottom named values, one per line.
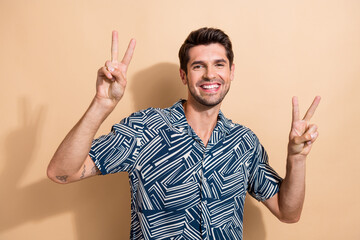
left=214, top=59, right=227, bottom=64
left=190, top=59, right=227, bottom=66
left=190, top=60, right=205, bottom=67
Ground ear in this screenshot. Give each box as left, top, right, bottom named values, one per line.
left=230, top=63, right=235, bottom=81
left=179, top=68, right=187, bottom=85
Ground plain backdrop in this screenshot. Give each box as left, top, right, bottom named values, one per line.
left=1, top=0, right=359, bottom=239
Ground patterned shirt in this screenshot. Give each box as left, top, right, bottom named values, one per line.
left=89, top=100, right=282, bottom=240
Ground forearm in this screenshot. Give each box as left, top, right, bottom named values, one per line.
left=264, top=96, right=320, bottom=223
left=47, top=97, right=115, bottom=182
left=278, top=155, right=306, bottom=222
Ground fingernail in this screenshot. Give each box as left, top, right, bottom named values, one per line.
left=311, top=133, right=317, bottom=139
left=108, top=66, right=114, bottom=72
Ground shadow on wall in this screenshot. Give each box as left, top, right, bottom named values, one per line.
left=0, top=63, right=266, bottom=240
left=243, top=196, right=267, bottom=239
left=0, top=98, right=131, bottom=240
left=130, top=62, right=187, bottom=110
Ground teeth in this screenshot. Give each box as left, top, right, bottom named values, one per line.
left=202, top=84, right=219, bottom=89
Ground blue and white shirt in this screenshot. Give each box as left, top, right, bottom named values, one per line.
left=89, top=100, right=282, bottom=240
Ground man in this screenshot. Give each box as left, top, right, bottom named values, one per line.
left=47, top=28, right=320, bottom=239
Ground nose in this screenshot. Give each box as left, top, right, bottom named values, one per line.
left=204, top=66, right=216, bottom=80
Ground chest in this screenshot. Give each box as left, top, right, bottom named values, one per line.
left=131, top=128, right=254, bottom=211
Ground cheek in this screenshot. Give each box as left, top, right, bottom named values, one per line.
left=186, top=74, right=200, bottom=84
left=219, top=68, right=232, bottom=79
left=218, top=72, right=230, bottom=82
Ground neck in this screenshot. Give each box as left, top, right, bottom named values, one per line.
left=183, top=99, right=221, bottom=147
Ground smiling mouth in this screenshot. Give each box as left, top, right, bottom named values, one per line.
left=200, top=83, right=220, bottom=91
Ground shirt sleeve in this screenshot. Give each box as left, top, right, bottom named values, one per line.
left=89, top=113, right=144, bottom=175
left=247, top=134, right=283, bottom=202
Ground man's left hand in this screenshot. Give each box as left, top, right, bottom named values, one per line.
left=288, top=96, right=321, bottom=157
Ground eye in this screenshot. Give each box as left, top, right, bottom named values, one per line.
left=215, top=63, right=225, bottom=68
left=192, top=65, right=203, bottom=70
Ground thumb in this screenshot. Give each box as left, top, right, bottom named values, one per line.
left=105, top=61, right=126, bottom=83
left=111, top=67, right=127, bottom=84
left=293, top=133, right=312, bottom=145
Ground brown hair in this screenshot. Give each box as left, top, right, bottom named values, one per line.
left=178, top=27, right=234, bottom=74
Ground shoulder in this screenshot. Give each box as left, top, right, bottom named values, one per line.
left=112, top=106, right=172, bottom=132
left=225, top=118, right=255, bottom=136
left=235, top=124, right=258, bottom=138
left=218, top=111, right=257, bottom=140
left=227, top=121, right=261, bottom=147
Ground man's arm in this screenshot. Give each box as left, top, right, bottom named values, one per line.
left=47, top=31, right=136, bottom=184
left=262, top=96, right=321, bottom=223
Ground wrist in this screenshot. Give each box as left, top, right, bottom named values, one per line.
left=85, top=96, right=116, bottom=125
left=92, top=95, right=118, bottom=113
left=286, top=154, right=306, bottom=169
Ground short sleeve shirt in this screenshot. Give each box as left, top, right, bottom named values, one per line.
left=89, top=100, right=282, bottom=240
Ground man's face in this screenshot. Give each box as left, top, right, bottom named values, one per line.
left=180, top=43, right=235, bottom=108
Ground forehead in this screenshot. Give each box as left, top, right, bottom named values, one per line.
left=187, top=43, right=228, bottom=63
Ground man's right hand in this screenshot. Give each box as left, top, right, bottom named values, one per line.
left=47, top=31, right=136, bottom=184
left=95, top=31, right=136, bottom=109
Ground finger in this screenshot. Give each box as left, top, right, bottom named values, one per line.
left=105, top=60, right=115, bottom=72
left=99, top=65, right=113, bottom=79
left=306, top=131, right=319, bottom=145
left=111, top=67, right=126, bottom=84
left=305, top=124, right=318, bottom=140
left=111, top=31, right=118, bottom=63
left=293, top=135, right=308, bottom=145
left=303, top=96, right=321, bottom=121
left=106, top=61, right=125, bottom=83
left=292, top=96, right=300, bottom=123
left=294, top=124, right=318, bottom=144
left=121, top=38, right=136, bottom=67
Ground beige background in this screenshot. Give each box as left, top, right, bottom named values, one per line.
left=1, top=0, right=359, bottom=239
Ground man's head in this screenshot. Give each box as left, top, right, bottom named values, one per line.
left=178, top=27, right=234, bottom=74
left=179, top=27, right=235, bottom=108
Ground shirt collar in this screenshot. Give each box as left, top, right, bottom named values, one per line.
left=168, top=99, right=234, bottom=135
left=216, top=109, right=234, bottom=135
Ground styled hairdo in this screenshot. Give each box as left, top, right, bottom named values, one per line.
left=178, top=27, right=234, bottom=74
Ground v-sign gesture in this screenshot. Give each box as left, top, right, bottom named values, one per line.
left=263, top=96, right=321, bottom=223
left=288, top=96, right=321, bottom=157
left=48, top=31, right=136, bottom=184
left=96, top=31, right=136, bottom=108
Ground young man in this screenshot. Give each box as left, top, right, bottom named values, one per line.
left=47, top=28, right=320, bottom=239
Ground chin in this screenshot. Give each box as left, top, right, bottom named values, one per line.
left=194, top=96, right=224, bottom=107
left=188, top=86, right=229, bottom=108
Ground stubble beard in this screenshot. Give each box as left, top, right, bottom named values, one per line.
left=187, top=83, right=230, bottom=107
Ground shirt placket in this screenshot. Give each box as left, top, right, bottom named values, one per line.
left=192, top=133, right=211, bottom=240
left=177, top=116, right=225, bottom=240
left=200, top=146, right=208, bottom=240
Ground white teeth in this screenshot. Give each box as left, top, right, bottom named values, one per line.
left=202, top=84, right=219, bottom=89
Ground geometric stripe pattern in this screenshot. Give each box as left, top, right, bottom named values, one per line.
left=89, top=100, right=282, bottom=240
